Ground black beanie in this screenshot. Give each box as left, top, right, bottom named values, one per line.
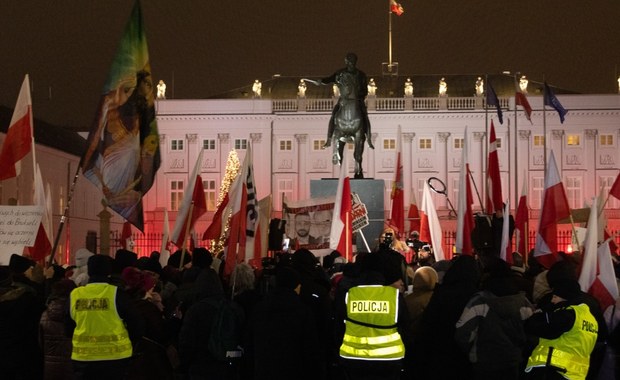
left=9, top=254, right=33, bottom=274
left=88, top=254, right=113, bottom=277
left=552, top=278, right=582, bottom=300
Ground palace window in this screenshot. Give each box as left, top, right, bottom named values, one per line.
left=170, top=180, right=184, bottom=211
left=533, top=135, right=545, bottom=147
left=565, top=176, right=582, bottom=209
left=600, top=134, right=614, bottom=147
left=419, top=138, right=432, bottom=150
left=203, top=139, right=216, bottom=150
left=313, top=139, right=326, bottom=150
left=531, top=176, right=544, bottom=209
left=279, top=139, right=293, bottom=151
left=234, top=139, right=248, bottom=150
left=566, top=134, right=581, bottom=147
left=171, top=139, right=184, bottom=151
left=383, top=138, right=396, bottom=150
left=203, top=179, right=217, bottom=211
left=454, top=138, right=464, bottom=149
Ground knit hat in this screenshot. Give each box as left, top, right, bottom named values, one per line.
left=74, top=248, right=94, bottom=267
left=9, top=254, right=33, bottom=274
left=122, top=267, right=156, bottom=293
left=552, top=278, right=582, bottom=300
left=87, top=254, right=113, bottom=277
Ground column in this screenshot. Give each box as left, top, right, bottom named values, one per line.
left=473, top=131, right=486, bottom=206
left=295, top=133, right=308, bottom=199
left=437, top=132, right=451, bottom=210
left=403, top=132, right=415, bottom=206
left=584, top=129, right=598, bottom=200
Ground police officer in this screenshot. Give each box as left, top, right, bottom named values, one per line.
left=338, top=251, right=408, bottom=380
left=524, top=278, right=598, bottom=380
left=69, top=254, right=143, bottom=379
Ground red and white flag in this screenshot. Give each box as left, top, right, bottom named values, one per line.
left=390, top=0, right=404, bottom=16
left=0, top=75, right=34, bottom=181
left=534, top=151, right=571, bottom=268
left=203, top=193, right=230, bottom=241
left=420, top=181, right=445, bottom=261
left=329, top=150, right=353, bottom=262
left=609, top=170, right=620, bottom=201
left=499, top=200, right=512, bottom=263
left=578, top=197, right=619, bottom=311
left=514, top=175, right=529, bottom=257
left=485, top=121, right=503, bottom=215
left=250, top=195, right=272, bottom=265
left=27, top=165, right=52, bottom=262
left=120, top=221, right=134, bottom=250
left=159, top=208, right=171, bottom=267
left=389, top=133, right=405, bottom=234
left=515, top=91, right=533, bottom=123
left=408, top=189, right=421, bottom=234
left=225, top=144, right=258, bottom=276
left=171, top=149, right=206, bottom=247
left=456, top=128, right=474, bottom=255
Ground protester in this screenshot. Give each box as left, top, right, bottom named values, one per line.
left=69, top=254, right=144, bottom=380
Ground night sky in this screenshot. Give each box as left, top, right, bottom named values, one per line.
left=2, top=1, right=619, bottom=130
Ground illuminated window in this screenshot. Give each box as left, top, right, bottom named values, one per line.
left=234, top=139, right=248, bottom=150
left=279, top=140, right=293, bottom=151
left=203, top=179, right=217, bottom=211
left=170, top=180, right=184, bottom=211
left=383, top=139, right=396, bottom=150
left=600, top=134, right=614, bottom=146
left=565, top=176, right=582, bottom=209
left=533, top=135, right=545, bottom=147
left=454, top=138, right=464, bottom=149
left=313, top=140, right=326, bottom=150
left=566, top=134, right=580, bottom=147
left=419, top=138, right=432, bottom=149
left=531, top=176, right=543, bottom=209
left=203, top=139, right=216, bottom=150
left=171, top=139, right=184, bottom=151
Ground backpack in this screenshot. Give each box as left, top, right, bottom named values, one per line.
left=207, top=298, right=244, bottom=361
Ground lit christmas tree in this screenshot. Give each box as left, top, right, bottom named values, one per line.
left=209, top=150, right=240, bottom=253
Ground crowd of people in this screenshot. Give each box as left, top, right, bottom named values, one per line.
left=1, top=227, right=620, bottom=380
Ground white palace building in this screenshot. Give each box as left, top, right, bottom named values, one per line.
left=2, top=74, right=620, bottom=262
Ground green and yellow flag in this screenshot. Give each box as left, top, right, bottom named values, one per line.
left=81, top=1, right=160, bottom=231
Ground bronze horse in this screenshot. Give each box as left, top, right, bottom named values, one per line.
left=329, top=71, right=370, bottom=179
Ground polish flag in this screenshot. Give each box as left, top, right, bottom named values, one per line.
left=120, top=221, right=134, bottom=250
left=420, top=181, right=445, bottom=261
left=408, top=189, right=421, bottom=234
left=514, top=175, right=529, bottom=258
left=159, top=209, right=171, bottom=267
left=515, top=92, right=533, bottom=123
left=390, top=0, right=404, bottom=16
left=609, top=170, right=620, bottom=201
left=389, top=135, right=405, bottom=234
left=0, top=75, right=34, bottom=181
left=499, top=200, right=512, bottom=263
left=485, top=121, right=503, bottom=214
left=330, top=150, right=353, bottom=262
left=578, top=197, right=619, bottom=311
left=27, top=165, right=52, bottom=262
left=171, top=149, right=206, bottom=247
left=203, top=193, right=230, bottom=240
left=534, top=151, right=571, bottom=268
left=456, top=128, right=474, bottom=255
left=225, top=144, right=258, bottom=276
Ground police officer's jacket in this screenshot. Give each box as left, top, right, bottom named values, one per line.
left=340, top=285, right=405, bottom=361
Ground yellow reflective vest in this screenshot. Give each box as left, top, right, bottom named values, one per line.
left=525, top=303, right=598, bottom=380
left=340, top=285, right=405, bottom=361
left=70, top=283, right=133, bottom=361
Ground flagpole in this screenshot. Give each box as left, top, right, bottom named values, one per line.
left=543, top=75, right=548, bottom=178
left=524, top=221, right=529, bottom=266
left=357, top=230, right=371, bottom=253
left=513, top=73, right=519, bottom=210
left=179, top=202, right=195, bottom=270
left=483, top=74, right=489, bottom=214
left=48, top=164, right=81, bottom=267
left=388, top=0, right=393, bottom=66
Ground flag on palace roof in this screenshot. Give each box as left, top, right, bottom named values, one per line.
left=390, top=0, right=404, bottom=15
left=485, top=81, right=503, bottom=124
left=80, top=1, right=161, bottom=231
left=544, top=82, right=568, bottom=124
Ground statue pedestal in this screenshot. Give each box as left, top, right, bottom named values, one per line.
left=310, top=178, right=384, bottom=253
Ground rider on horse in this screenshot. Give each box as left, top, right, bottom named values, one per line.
left=318, top=53, right=374, bottom=150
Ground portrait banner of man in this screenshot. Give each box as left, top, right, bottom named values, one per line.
left=283, top=196, right=336, bottom=257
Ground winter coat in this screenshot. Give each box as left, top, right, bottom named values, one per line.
left=455, top=290, right=534, bottom=372
left=39, top=296, right=73, bottom=380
